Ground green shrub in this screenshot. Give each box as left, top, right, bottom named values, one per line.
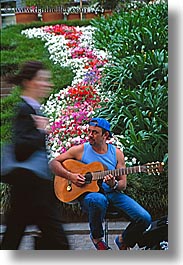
left=91, top=2, right=168, bottom=57
left=92, top=2, right=168, bottom=163
left=91, top=2, right=168, bottom=217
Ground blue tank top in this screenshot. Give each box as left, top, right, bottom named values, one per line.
left=81, top=142, right=117, bottom=192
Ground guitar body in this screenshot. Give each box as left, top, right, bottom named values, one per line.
left=54, top=159, right=105, bottom=203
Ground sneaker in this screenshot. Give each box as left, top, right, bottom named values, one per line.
left=90, top=235, right=111, bottom=250
left=114, top=236, right=130, bottom=250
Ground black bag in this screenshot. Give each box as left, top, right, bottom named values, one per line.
left=137, top=215, right=168, bottom=250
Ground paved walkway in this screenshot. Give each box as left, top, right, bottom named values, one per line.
left=0, top=221, right=130, bottom=250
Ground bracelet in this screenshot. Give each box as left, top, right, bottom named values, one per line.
left=112, top=180, right=118, bottom=190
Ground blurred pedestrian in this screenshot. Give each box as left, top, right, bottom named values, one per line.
left=1, top=61, right=70, bottom=250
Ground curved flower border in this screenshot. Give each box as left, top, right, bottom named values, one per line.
left=21, top=24, right=124, bottom=160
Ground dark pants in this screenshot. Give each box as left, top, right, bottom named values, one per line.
left=1, top=173, right=70, bottom=250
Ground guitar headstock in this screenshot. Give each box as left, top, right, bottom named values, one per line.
left=143, top=161, right=164, bottom=175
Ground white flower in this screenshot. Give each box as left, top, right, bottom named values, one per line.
left=132, top=157, right=137, bottom=164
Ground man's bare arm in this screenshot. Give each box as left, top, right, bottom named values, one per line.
left=50, top=144, right=85, bottom=186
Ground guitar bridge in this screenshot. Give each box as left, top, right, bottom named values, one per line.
left=67, top=180, right=72, bottom=191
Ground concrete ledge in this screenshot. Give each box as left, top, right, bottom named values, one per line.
left=0, top=221, right=129, bottom=236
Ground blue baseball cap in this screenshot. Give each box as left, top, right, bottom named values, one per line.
left=89, top=118, right=112, bottom=137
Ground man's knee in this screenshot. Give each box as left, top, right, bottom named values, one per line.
left=139, top=211, right=152, bottom=228
left=85, top=193, right=108, bottom=209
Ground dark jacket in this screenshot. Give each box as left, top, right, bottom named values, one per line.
left=13, top=99, right=46, bottom=161
left=1, top=99, right=51, bottom=183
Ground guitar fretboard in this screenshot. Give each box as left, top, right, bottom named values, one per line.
left=92, top=165, right=145, bottom=180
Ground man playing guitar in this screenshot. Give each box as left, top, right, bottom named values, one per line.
left=50, top=117, right=152, bottom=250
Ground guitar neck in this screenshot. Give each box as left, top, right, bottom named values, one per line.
left=92, top=165, right=144, bottom=180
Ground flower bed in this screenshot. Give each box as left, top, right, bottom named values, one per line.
left=21, top=24, right=123, bottom=160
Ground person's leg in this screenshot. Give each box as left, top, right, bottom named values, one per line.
left=80, top=192, right=109, bottom=240
left=36, top=218, right=70, bottom=250
left=34, top=180, right=70, bottom=250
left=1, top=184, right=30, bottom=250
left=107, top=191, right=152, bottom=248
left=1, top=218, right=26, bottom=250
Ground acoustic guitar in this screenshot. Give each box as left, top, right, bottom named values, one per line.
left=54, top=159, right=164, bottom=203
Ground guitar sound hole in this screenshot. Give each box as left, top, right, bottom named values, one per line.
left=85, top=172, right=92, bottom=184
